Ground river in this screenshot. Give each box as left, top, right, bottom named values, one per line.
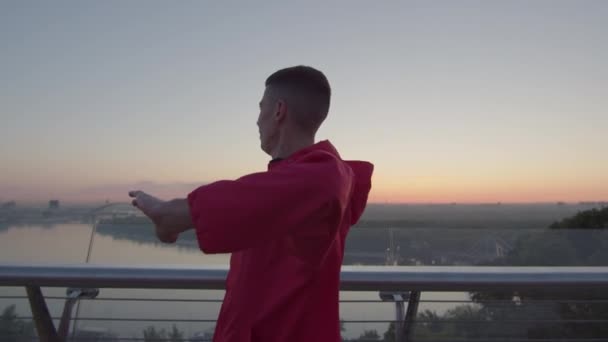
left=0, top=223, right=472, bottom=339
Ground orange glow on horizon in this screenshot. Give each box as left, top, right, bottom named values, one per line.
left=368, top=180, right=608, bottom=204
left=2, top=175, right=607, bottom=205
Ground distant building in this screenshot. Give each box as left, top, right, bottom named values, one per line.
left=1, top=201, right=16, bottom=210
left=49, top=200, right=60, bottom=210
left=190, top=330, right=215, bottom=342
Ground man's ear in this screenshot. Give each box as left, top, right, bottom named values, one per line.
left=274, top=99, right=287, bottom=123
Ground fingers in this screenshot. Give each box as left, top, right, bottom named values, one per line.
left=128, top=190, right=142, bottom=198
left=158, top=232, right=178, bottom=244
left=129, top=190, right=142, bottom=208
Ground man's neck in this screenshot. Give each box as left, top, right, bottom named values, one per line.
left=271, top=135, right=315, bottom=160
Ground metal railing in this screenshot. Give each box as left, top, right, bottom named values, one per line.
left=1, top=264, right=608, bottom=342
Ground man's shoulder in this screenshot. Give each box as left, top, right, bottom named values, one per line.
left=296, top=150, right=354, bottom=194
left=291, top=149, right=351, bottom=177
left=298, top=149, right=342, bottom=164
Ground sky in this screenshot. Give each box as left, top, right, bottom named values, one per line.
left=1, top=1, right=607, bottom=204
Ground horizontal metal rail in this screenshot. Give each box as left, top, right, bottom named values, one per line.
left=4, top=338, right=608, bottom=342
left=2, top=264, right=608, bottom=291
left=4, top=295, right=608, bottom=304
left=10, top=316, right=608, bottom=324
left=2, top=264, right=608, bottom=342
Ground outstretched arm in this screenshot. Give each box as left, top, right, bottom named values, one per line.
left=188, top=152, right=350, bottom=254
left=129, top=191, right=193, bottom=243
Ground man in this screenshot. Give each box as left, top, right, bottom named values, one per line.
left=129, top=66, right=374, bottom=341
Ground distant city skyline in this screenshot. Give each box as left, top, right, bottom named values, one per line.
left=1, top=1, right=607, bottom=204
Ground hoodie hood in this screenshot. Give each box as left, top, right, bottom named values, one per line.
left=267, top=140, right=373, bottom=225
left=345, top=160, right=374, bottom=225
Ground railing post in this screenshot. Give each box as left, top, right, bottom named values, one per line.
left=65, top=288, right=99, bottom=341
left=58, top=296, right=78, bottom=341
left=394, top=296, right=405, bottom=342
left=379, top=291, right=409, bottom=342
left=25, top=285, right=60, bottom=342
left=402, top=290, right=420, bottom=342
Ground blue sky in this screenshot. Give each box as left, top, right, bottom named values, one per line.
left=1, top=1, right=607, bottom=203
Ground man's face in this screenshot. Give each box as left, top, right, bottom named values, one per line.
left=257, top=88, right=279, bottom=156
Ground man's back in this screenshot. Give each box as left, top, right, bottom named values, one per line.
left=187, top=141, right=373, bottom=341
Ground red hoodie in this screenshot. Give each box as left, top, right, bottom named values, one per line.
left=187, top=140, right=373, bottom=342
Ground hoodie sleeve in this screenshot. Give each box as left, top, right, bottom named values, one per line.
left=187, top=152, right=350, bottom=254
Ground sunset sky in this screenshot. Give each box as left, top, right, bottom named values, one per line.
left=1, top=1, right=607, bottom=204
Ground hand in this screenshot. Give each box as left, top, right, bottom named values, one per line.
left=128, top=190, right=179, bottom=243
left=128, top=190, right=162, bottom=218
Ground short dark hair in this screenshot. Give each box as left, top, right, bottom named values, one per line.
left=265, top=65, right=331, bottom=133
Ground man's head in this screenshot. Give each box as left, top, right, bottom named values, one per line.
left=257, top=65, right=331, bottom=156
